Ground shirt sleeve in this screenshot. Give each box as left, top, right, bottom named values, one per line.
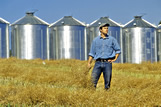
left=89, top=40, right=95, bottom=57
left=113, top=38, right=121, bottom=54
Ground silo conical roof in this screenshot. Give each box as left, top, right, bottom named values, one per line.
left=50, top=16, right=85, bottom=27
left=0, top=17, right=9, bottom=24
left=89, top=17, right=121, bottom=27
left=12, top=12, right=49, bottom=25
left=124, top=16, right=156, bottom=28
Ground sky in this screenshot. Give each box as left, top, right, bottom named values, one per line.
left=0, top=0, right=161, bottom=26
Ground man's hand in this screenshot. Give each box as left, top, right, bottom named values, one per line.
left=87, top=63, right=92, bottom=69
left=108, top=59, right=116, bottom=63
left=87, top=56, right=93, bottom=69
left=108, top=54, right=119, bottom=63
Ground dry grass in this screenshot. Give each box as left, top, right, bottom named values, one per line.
left=0, top=57, right=160, bottom=106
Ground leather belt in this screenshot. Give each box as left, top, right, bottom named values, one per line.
left=96, top=59, right=109, bottom=62
left=96, top=57, right=115, bottom=62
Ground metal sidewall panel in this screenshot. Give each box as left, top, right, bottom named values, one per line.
left=122, top=27, right=157, bottom=63
left=11, top=25, right=48, bottom=59
left=50, top=25, right=86, bottom=60
left=157, top=29, right=161, bottom=61
left=0, top=23, right=9, bottom=58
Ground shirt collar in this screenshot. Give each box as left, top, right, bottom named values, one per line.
left=99, top=34, right=109, bottom=39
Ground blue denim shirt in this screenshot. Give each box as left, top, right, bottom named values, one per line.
left=89, top=35, right=121, bottom=60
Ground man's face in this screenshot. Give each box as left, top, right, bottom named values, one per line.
left=100, top=26, right=108, bottom=35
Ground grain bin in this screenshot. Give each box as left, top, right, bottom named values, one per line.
left=0, top=18, right=9, bottom=58
left=11, top=12, right=49, bottom=60
left=157, top=24, right=161, bottom=61
left=87, top=17, right=122, bottom=63
left=122, top=16, right=157, bottom=63
left=49, top=16, right=86, bottom=60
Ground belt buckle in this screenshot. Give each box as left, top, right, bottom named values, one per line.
left=101, top=59, right=107, bottom=62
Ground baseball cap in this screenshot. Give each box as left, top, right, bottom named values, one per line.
left=99, top=23, right=110, bottom=29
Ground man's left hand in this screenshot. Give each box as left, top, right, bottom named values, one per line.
left=108, top=59, right=116, bottom=63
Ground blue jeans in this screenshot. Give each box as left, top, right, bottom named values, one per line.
left=91, top=61, right=112, bottom=89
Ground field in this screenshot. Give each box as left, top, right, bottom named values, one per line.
left=0, top=58, right=160, bottom=106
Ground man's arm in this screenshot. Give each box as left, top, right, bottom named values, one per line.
left=88, top=39, right=96, bottom=69
left=108, top=38, right=121, bottom=63
left=113, top=53, right=120, bottom=62
left=88, top=56, right=93, bottom=69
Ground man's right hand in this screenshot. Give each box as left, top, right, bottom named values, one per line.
left=87, top=63, right=91, bottom=69
left=87, top=56, right=93, bottom=70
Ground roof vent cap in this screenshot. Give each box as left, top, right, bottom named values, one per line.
left=64, top=16, right=72, bottom=18
left=100, top=16, right=109, bottom=19
left=26, top=12, right=34, bottom=16
left=134, top=16, right=142, bottom=19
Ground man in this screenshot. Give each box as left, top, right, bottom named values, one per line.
left=88, top=23, right=121, bottom=90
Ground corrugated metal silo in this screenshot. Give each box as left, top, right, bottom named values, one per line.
left=87, top=17, right=122, bottom=63
left=11, top=12, right=49, bottom=60
left=49, top=16, right=86, bottom=60
left=157, top=24, right=161, bottom=61
left=122, top=16, right=157, bottom=63
left=0, top=18, right=9, bottom=58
